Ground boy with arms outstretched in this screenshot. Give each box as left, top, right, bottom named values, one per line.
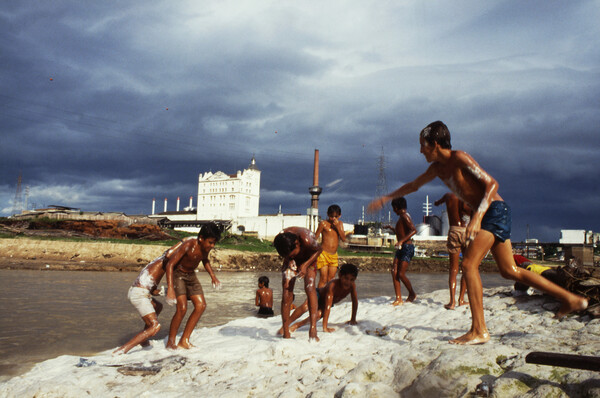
left=434, top=192, right=470, bottom=309
left=282, top=263, right=358, bottom=334
left=384, top=197, right=417, bottom=305
left=315, top=204, right=348, bottom=288
left=368, top=121, right=587, bottom=344
left=273, top=227, right=322, bottom=341
left=165, top=222, right=222, bottom=349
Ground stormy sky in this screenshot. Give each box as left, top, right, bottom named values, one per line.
left=1, top=1, right=599, bottom=242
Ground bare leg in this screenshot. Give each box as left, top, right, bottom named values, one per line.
left=398, top=261, right=416, bottom=302
left=318, top=267, right=328, bottom=288
left=280, top=276, right=296, bottom=338
left=450, top=231, right=494, bottom=345
left=326, top=266, right=337, bottom=285
left=492, top=239, right=588, bottom=318
left=445, top=252, right=460, bottom=309
left=289, top=310, right=323, bottom=332
left=304, top=267, right=319, bottom=341
left=277, top=300, right=308, bottom=335
left=178, top=294, right=206, bottom=349
left=114, top=311, right=160, bottom=354
left=391, top=257, right=403, bottom=305
left=457, top=267, right=468, bottom=306
left=166, top=295, right=188, bottom=349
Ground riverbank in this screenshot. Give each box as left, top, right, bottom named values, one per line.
left=1, top=286, right=598, bottom=397
left=0, top=237, right=499, bottom=273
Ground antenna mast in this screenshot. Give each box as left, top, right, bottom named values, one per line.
left=12, top=172, right=23, bottom=216
left=375, top=147, right=388, bottom=224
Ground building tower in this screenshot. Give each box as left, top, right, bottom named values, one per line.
left=11, top=172, right=23, bottom=216
left=375, top=147, right=388, bottom=224
left=308, top=149, right=322, bottom=231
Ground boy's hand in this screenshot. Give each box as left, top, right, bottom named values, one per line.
left=366, top=197, right=385, bottom=213
left=166, top=288, right=177, bottom=306
left=212, top=279, right=222, bottom=290
left=465, top=216, right=482, bottom=245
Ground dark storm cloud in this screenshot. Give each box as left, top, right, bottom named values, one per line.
left=1, top=1, right=599, bottom=241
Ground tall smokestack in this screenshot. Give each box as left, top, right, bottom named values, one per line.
left=176, top=196, right=180, bottom=212
left=164, top=198, right=168, bottom=212
left=152, top=198, right=156, bottom=215
left=308, top=149, right=323, bottom=210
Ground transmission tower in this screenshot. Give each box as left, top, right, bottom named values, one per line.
left=375, top=147, right=388, bottom=224
left=12, top=172, right=23, bottom=216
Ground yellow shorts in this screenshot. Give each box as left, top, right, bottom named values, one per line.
left=317, top=251, right=338, bottom=270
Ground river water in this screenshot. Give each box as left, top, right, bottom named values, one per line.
left=0, top=269, right=511, bottom=381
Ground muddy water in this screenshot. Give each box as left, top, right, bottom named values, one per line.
left=0, top=269, right=510, bottom=381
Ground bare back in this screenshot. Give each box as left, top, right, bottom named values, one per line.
left=283, top=226, right=321, bottom=264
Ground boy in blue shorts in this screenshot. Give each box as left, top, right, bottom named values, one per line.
left=384, top=197, right=417, bottom=305
left=369, top=121, right=587, bottom=344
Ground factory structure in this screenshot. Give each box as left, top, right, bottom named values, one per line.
left=150, top=152, right=341, bottom=239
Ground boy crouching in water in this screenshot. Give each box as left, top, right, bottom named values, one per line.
left=165, top=222, right=222, bottom=350
left=282, top=263, right=359, bottom=335
left=256, top=276, right=274, bottom=317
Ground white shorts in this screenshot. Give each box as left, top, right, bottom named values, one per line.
left=128, top=286, right=155, bottom=317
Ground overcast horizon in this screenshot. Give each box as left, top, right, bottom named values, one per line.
left=2, top=1, right=599, bottom=242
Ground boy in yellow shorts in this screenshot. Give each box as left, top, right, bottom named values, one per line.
left=315, top=204, right=348, bottom=288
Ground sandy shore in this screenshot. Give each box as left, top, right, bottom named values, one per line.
left=1, top=286, right=598, bottom=397
left=0, top=238, right=498, bottom=273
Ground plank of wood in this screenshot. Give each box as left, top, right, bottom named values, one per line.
left=525, top=352, right=600, bottom=371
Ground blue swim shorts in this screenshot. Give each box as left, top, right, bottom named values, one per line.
left=395, top=243, right=415, bottom=263
left=481, top=201, right=511, bottom=242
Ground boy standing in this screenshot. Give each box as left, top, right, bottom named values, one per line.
left=283, top=263, right=359, bottom=334
left=315, top=204, right=348, bottom=288
left=273, top=227, right=323, bottom=340
left=165, top=222, right=222, bottom=350
left=255, top=276, right=274, bottom=317
left=384, top=197, right=417, bottom=305
left=369, top=121, right=587, bottom=344
left=434, top=192, right=470, bottom=309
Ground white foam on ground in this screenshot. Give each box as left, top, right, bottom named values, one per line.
left=2, top=287, right=599, bottom=397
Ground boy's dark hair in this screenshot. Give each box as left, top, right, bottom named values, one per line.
left=199, top=222, right=222, bottom=241
left=258, top=276, right=269, bottom=288
left=420, top=120, right=452, bottom=149
left=339, top=263, right=358, bottom=278
left=327, top=204, right=341, bottom=217
left=273, top=232, right=298, bottom=257
left=391, top=197, right=407, bottom=210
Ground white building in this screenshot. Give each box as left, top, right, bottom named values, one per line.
left=196, top=156, right=261, bottom=221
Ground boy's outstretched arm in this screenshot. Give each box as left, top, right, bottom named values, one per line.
left=367, top=165, right=437, bottom=213
left=348, top=283, right=358, bottom=325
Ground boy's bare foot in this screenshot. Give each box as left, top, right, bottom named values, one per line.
left=112, top=348, right=125, bottom=355
left=308, top=336, right=320, bottom=342
left=555, top=297, right=588, bottom=319
left=449, top=330, right=490, bottom=345
left=289, top=324, right=300, bottom=333
left=392, top=299, right=404, bottom=306
left=444, top=302, right=455, bottom=310
left=276, top=327, right=283, bottom=335
left=458, top=300, right=469, bottom=307
left=177, top=340, right=195, bottom=349
left=407, top=293, right=417, bottom=302
left=165, top=342, right=178, bottom=350
left=323, top=327, right=335, bottom=333
left=140, top=341, right=150, bottom=347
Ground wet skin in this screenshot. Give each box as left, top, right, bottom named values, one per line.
left=315, top=212, right=347, bottom=288
left=368, top=133, right=588, bottom=344
left=385, top=207, right=416, bottom=305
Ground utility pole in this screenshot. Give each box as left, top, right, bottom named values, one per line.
left=12, top=172, right=23, bottom=216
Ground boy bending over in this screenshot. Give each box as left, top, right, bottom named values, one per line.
left=368, top=121, right=587, bottom=344
left=283, top=263, right=358, bottom=334
left=273, top=227, right=322, bottom=341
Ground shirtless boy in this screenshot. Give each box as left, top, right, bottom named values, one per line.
left=434, top=192, right=470, bottom=309
left=384, top=197, right=417, bottom=305
left=369, top=121, right=588, bottom=344
left=165, top=222, right=222, bottom=350
left=273, top=227, right=323, bottom=340
left=283, top=263, right=358, bottom=334
left=315, top=204, right=348, bottom=288
left=256, top=276, right=274, bottom=317
left=114, top=245, right=176, bottom=354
